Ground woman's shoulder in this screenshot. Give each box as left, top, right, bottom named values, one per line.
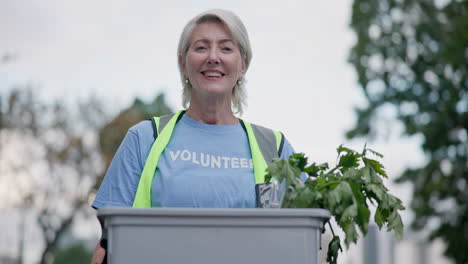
left=243, top=119, right=296, bottom=157
left=128, top=119, right=153, bottom=136
left=243, top=120, right=282, bottom=134
left=125, top=120, right=155, bottom=150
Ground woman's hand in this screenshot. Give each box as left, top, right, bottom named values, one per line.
left=91, top=241, right=106, bottom=264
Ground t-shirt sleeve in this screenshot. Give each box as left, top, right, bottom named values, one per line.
left=92, top=129, right=144, bottom=209
left=279, top=136, right=309, bottom=182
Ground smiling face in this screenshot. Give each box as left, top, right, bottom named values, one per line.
left=182, top=22, right=246, bottom=99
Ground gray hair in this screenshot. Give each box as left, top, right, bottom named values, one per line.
left=177, top=9, right=252, bottom=115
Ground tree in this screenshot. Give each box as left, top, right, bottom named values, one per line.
left=1, top=85, right=174, bottom=263
left=347, top=0, right=467, bottom=263
left=97, top=93, right=173, bottom=181
left=0, top=87, right=107, bottom=264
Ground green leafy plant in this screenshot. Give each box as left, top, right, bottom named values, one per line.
left=265, top=145, right=405, bottom=264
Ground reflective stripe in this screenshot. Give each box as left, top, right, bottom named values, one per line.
left=155, top=116, right=160, bottom=133
left=273, top=130, right=282, bottom=152
left=132, top=110, right=184, bottom=208
left=247, top=123, right=282, bottom=183
left=242, top=121, right=268, bottom=184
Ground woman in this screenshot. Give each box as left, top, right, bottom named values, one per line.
left=92, top=9, right=301, bottom=263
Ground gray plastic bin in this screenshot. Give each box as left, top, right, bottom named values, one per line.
left=98, top=208, right=330, bottom=264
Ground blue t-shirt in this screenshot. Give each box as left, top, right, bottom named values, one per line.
left=92, top=114, right=298, bottom=209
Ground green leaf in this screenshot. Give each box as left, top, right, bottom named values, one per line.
left=317, top=163, right=329, bottom=171
left=290, top=153, right=308, bottom=170
left=266, top=158, right=301, bottom=183
left=349, top=182, right=365, bottom=204
left=374, top=208, right=385, bottom=229
left=293, top=187, right=314, bottom=208
left=343, top=168, right=362, bottom=181
left=339, top=202, right=358, bottom=225
left=337, top=145, right=357, bottom=155
left=386, top=194, right=405, bottom=210
left=303, top=163, right=319, bottom=176
left=348, top=182, right=370, bottom=234
left=326, top=182, right=354, bottom=208
left=265, top=159, right=284, bottom=181
left=357, top=203, right=370, bottom=234
left=366, top=183, right=386, bottom=201
left=362, top=167, right=383, bottom=184
left=387, top=209, right=404, bottom=240
left=344, top=223, right=359, bottom=247
left=303, top=162, right=328, bottom=177
left=365, top=148, right=384, bottom=158
left=363, top=158, right=388, bottom=178
left=314, top=176, right=326, bottom=189
left=327, top=236, right=342, bottom=264
left=338, top=153, right=360, bottom=170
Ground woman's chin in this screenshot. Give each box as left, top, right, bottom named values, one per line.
left=195, top=85, right=232, bottom=97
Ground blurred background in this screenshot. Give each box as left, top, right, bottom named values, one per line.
left=0, top=0, right=466, bottom=263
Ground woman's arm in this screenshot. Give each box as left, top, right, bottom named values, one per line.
left=91, top=121, right=152, bottom=263
left=92, top=241, right=106, bottom=264
left=92, top=122, right=152, bottom=208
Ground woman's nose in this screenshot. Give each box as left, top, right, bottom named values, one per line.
left=207, top=49, right=220, bottom=64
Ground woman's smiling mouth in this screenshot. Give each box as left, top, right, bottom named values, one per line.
left=201, top=70, right=225, bottom=79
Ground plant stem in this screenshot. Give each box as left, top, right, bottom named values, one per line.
left=328, top=222, right=343, bottom=252
left=327, top=165, right=340, bottom=175
left=328, top=221, right=336, bottom=237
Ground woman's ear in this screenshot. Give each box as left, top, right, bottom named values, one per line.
left=240, top=57, right=247, bottom=76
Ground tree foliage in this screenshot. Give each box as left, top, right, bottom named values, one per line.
left=0, top=84, right=174, bottom=263
left=348, top=0, right=467, bottom=262
left=0, top=87, right=107, bottom=264
left=1, top=88, right=175, bottom=263
left=97, top=93, right=173, bottom=184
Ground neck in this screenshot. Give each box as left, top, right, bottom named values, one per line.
left=186, top=95, right=238, bottom=125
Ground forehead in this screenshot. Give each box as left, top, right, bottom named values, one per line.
left=190, top=22, right=234, bottom=43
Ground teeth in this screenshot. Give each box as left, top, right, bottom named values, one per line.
left=203, top=71, right=222, bottom=77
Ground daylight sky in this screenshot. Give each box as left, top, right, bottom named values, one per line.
left=1, top=0, right=427, bottom=261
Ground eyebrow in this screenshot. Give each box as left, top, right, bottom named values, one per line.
left=192, top=39, right=235, bottom=45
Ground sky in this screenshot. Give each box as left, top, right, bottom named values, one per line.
left=1, top=0, right=427, bottom=262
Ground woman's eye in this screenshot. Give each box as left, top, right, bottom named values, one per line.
left=222, top=47, right=232, bottom=52
left=195, top=46, right=206, bottom=51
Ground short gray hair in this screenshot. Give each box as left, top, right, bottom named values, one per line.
left=177, top=9, right=252, bottom=115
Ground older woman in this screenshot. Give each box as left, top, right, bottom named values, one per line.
left=92, top=9, right=301, bottom=263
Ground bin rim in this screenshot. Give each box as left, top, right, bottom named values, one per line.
left=98, top=207, right=330, bottom=220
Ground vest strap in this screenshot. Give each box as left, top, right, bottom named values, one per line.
left=132, top=110, right=185, bottom=208
left=240, top=120, right=283, bottom=184
left=276, top=131, right=285, bottom=157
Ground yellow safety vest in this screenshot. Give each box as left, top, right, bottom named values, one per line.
left=132, top=110, right=284, bottom=208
